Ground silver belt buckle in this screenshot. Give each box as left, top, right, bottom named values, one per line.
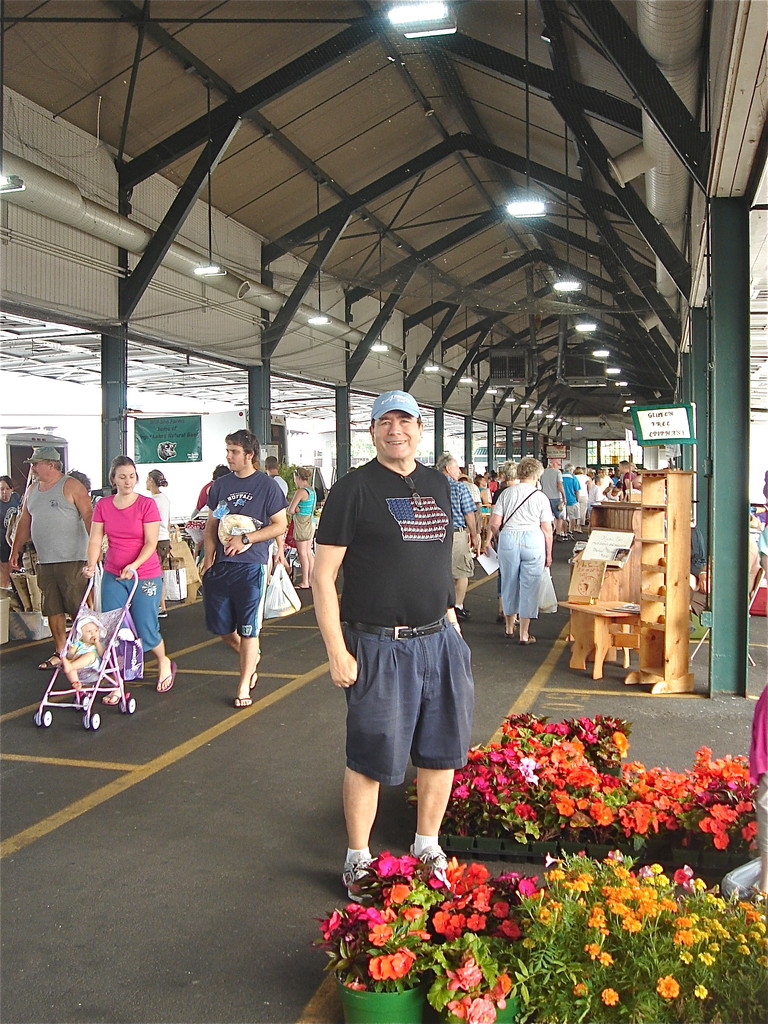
left=393, top=625, right=409, bottom=639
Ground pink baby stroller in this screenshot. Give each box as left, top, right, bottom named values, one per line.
left=34, top=571, right=143, bottom=732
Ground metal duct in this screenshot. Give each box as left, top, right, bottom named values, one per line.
left=0, top=152, right=363, bottom=346
left=636, top=0, right=706, bottom=300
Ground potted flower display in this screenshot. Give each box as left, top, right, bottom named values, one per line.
left=508, top=852, right=767, bottom=1023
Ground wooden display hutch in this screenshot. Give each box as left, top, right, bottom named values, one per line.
left=624, top=469, right=693, bottom=694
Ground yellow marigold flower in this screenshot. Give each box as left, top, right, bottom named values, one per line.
left=752, top=919, right=766, bottom=934
left=573, top=982, right=588, bottom=997
left=650, top=863, right=663, bottom=875
left=656, top=976, right=680, bottom=1000
left=694, top=985, right=708, bottom=1000
left=679, top=951, right=693, bottom=964
left=548, top=899, right=563, bottom=911
left=757, top=955, right=768, bottom=968
left=738, top=944, right=750, bottom=956
left=538, top=908, right=552, bottom=925
left=698, top=952, right=715, bottom=966
left=692, top=877, right=706, bottom=892
left=522, top=938, right=536, bottom=949
left=599, top=952, right=613, bottom=966
left=622, top=916, right=642, bottom=933
left=705, top=894, right=726, bottom=911
left=601, top=988, right=620, bottom=1006
left=735, top=933, right=747, bottom=943
left=707, top=943, right=720, bottom=953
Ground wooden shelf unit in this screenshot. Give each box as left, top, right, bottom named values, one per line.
left=624, top=470, right=693, bottom=694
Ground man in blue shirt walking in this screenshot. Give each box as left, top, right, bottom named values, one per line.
left=436, top=453, right=481, bottom=620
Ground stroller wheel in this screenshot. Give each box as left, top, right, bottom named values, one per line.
left=83, top=712, right=101, bottom=731
left=121, top=695, right=137, bottom=715
left=34, top=709, right=52, bottom=728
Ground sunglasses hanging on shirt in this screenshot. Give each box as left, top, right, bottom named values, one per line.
left=401, top=474, right=422, bottom=508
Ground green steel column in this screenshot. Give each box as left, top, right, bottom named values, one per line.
left=520, top=430, right=529, bottom=457
left=247, top=363, right=270, bottom=453
left=506, top=426, right=513, bottom=459
left=335, top=385, right=350, bottom=476
left=101, top=327, right=127, bottom=489
left=680, top=352, right=693, bottom=472
left=533, top=433, right=540, bottom=460
left=464, top=415, right=473, bottom=470
left=486, top=422, right=494, bottom=471
left=433, top=406, right=445, bottom=465
left=690, top=306, right=710, bottom=551
left=709, top=198, right=750, bottom=696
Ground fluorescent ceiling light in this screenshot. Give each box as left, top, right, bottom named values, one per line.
left=505, top=397, right=515, bottom=403
left=371, top=342, right=389, bottom=352
left=0, top=173, right=25, bottom=193
left=520, top=402, right=530, bottom=408
left=424, top=363, right=440, bottom=372
left=575, top=425, right=583, bottom=430
left=546, top=413, right=555, bottom=419
left=575, top=321, right=598, bottom=332
left=562, top=421, right=569, bottom=425
left=614, top=380, right=628, bottom=387
left=460, top=376, right=473, bottom=385
left=553, top=279, right=581, bottom=293
left=592, top=348, right=610, bottom=358
left=194, top=263, right=226, bottom=277
left=606, top=367, right=621, bottom=375
left=387, top=3, right=457, bottom=37
left=534, top=408, right=544, bottom=414
left=307, top=313, right=331, bottom=325
left=625, top=399, right=635, bottom=405
left=506, top=198, right=546, bottom=218
left=487, top=387, right=498, bottom=394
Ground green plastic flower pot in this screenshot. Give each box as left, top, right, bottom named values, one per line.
left=494, top=996, right=520, bottom=1022
left=336, top=978, right=428, bottom=1024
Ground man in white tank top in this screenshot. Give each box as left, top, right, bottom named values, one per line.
left=10, top=447, right=93, bottom=670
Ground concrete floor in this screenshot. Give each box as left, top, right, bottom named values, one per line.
left=1, top=543, right=765, bottom=1024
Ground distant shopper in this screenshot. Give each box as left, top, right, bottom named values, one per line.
left=540, top=458, right=566, bottom=541
left=488, top=456, right=553, bottom=644
left=201, top=429, right=287, bottom=709
left=147, top=469, right=171, bottom=616
left=574, top=467, right=589, bottom=530
left=286, top=466, right=316, bottom=589
left=85, top=456, right=175, bottom=698
left=10, top=448, right=92, bottom=671
left=436, top=453, right=480, bottom=621
left=0, top=475, right=20, bottom=589
left=561, top=463, right=580, bottom=539
left=191, top=464, right=230, bottom=519
left=264, top=456, right=288, bottom=498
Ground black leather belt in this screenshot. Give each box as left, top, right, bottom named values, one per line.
left=346, top=618, right=446, bottom=640
left=453, top=526, right=466, bottom=532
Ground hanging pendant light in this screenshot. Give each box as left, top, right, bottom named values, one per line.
left=194, top=82, right=226, bottom=277
left=507, top=6, right=545, bottom=219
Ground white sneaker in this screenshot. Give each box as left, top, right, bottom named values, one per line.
left=410, top=844, right=449, bottom=885
left=342, top=857, right=372, bottom=902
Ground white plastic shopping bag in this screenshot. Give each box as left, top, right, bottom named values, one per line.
left=538, top=568, right=558, bottom=613
left=264, top=563, right=301, bottom=619
left=163, top=567, right=187, bottom=602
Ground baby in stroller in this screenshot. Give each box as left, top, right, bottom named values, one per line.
left=61, top=615, right=106, bottom=692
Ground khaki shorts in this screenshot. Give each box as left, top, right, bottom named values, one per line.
left=157, top=539, right=172, bottom=570
left=451, top=528, right=474, bottom=579
left=36, top=560, right=88, bottom=618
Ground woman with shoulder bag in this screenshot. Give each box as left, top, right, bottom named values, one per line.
left=487, top=457, right=553, bottom=644
left=286, top=467, right=316, bottom=589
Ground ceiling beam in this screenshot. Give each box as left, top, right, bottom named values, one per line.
left=427, top=33, right=642, bottom=136
left=119, top=19, right=377, bottom=190
left=118, top=114, right=241, bottom=321
left=404, top=306, right=459, bottom=390
left=260, top=209, right=352, bottom=360
left=442, top=334, right=488, bottom=404
left=569, top=0, right=709, bottom=192
left=346, top=268, right=415, bottom=384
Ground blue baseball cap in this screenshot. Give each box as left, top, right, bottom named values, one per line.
left=370, top=390, right=421, bottom=421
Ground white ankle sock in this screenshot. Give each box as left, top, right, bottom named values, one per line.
left=412, top=834, right=439, bottom=856
left=345, top=847, right=371, bottom=865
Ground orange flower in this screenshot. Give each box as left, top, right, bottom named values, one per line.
left=368, top=923, right=393, bottom=946
left=601, top=988, right=620, bottom=1006
left=612, top=731, right=629, bottom=757
left=573, top=982, right=588, bottom=998
left=656, top=976, right=680, bottom=1000
left=388, top=883, right=411, bottom=905
left=402, top=906, right=424, bottom=922
left=552, top=791, right=575, bottom=817
left=590, top=800, right=615, bottom=826
left=674, top=929, right=695, bottom=947
left=369, top=948, right=417, bottom=980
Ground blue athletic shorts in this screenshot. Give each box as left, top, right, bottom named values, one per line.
left=341, top=620, right=474, bottom=786
left=202, top=561, right=267, bottom=638
left=101, top=571, right=162, bottom=652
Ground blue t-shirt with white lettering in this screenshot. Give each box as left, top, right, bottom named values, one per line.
left=562, top=472, right=580, bottom=506
left=208, top=470, right=286, bottom=564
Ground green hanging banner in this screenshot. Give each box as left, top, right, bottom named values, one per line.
left=134, top=416, right=202, bottom=464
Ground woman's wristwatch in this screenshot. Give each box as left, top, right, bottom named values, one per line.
left=241, top=533, right=251, bottom=546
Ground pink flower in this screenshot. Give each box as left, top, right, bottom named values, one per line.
left=447, top=956, right=484, bottom=992
left=466, top=996, right=497, bottom=1024
left=673, top=865, right=694, bottom=890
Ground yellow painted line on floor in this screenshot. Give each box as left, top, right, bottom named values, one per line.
left=487, top=623, right=571, bottom=744
left=0, top=660, right=330, bottom=859
left=0, top=637, right=51, bottom=653
left=178, top=667, right=296, bottom=678
left=545, top=685, right=706, bottom=699
left=1, top=753, right=140, bottom=771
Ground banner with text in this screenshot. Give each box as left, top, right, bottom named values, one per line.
left=630, top=403, right=696, bottom=446
left=134, top=416, right=202, bottom=464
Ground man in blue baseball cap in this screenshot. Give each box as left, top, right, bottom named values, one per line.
left=313, top=390, right=475, bottom=900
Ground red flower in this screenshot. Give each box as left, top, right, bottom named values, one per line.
left=368, top=948, right=417, bottom=980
